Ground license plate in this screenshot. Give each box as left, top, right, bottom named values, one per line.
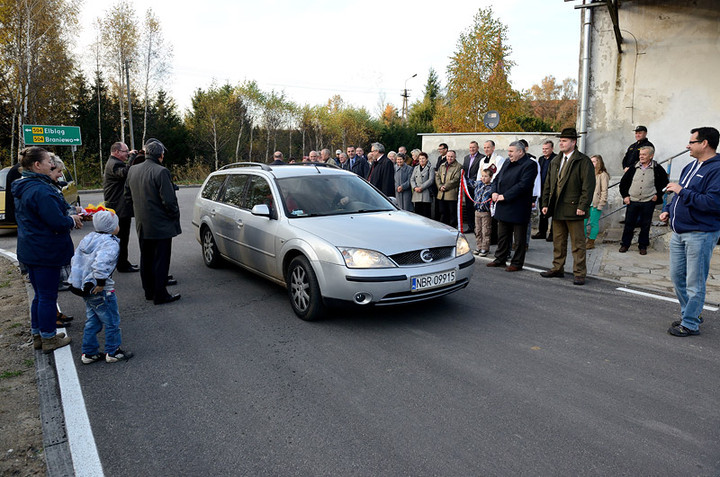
left=411, top=270, right=456, bottom=291
left=0, top=213, right=4, bottom=220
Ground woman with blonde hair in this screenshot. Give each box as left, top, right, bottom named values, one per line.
left=586, top=154, right=610, bottom=249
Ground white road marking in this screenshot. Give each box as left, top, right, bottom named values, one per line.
left=0, top=249, right=104, bottom=476
left=522, top=265, right=544, bottom=273
left=617, top=287, right=719, bottom=312
left=54, top=341, right=105, bottom=477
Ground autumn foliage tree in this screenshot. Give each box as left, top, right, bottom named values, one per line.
left=524, top=75, right=578, bottom=131
left=435, top=7, right=522, bottom=132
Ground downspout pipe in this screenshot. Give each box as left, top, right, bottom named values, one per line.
left=578, top=0, right=592, bottom=152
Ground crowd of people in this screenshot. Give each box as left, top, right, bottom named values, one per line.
left=277, top=125, right=720, bottom=337
left=5, top=124, right=719, bottom=364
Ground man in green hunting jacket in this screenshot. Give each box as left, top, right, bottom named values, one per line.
left=540, top=127, right=596, bottom=285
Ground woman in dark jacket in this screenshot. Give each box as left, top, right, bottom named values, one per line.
left=12, top=147, right=82, bottom=353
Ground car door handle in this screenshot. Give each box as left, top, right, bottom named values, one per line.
left=210, top=209, right=216, bottom=217
left=235, top=218, right=243, bottom=227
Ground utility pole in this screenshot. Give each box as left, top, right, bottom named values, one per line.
left=401, top=73, right=417, bottom=123
left=125, top=60, right=135, bottom=150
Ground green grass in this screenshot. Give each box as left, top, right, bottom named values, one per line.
left=0, top=370, right=23, bottom=379
left=0, top=279, right=10, bottom=288
left=24, top=359, right=33, bottom=367
left=9, top=323, right=21, bottom=329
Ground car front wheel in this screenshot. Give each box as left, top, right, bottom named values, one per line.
left=286, top=256, right=324, bottom=321
left=202, top=227, right=221, bottom=268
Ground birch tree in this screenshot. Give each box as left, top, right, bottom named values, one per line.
left=0, top=0, right=79, bottom=161
left=139, top=8, right=172, bottom=144
left=101, top=0, right=138, bottom=144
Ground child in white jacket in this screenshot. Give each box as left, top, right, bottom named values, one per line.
left=70, top=210, right=133, bottom=364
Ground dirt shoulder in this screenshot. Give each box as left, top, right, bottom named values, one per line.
left=0, top=256, right=46, bottom=475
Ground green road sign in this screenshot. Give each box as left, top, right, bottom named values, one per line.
left=23, top=125, right=82, bottom=146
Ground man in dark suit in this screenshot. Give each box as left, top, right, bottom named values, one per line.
left=486, top=141, right=537, bottom=271
left=338, top=153, right=351, bottom=170
left=125, top=139, right=182, bottom=304
left=103, top=142, right=139, bottom=272
left=532, top=140, right=557, bottom=240
left=346, top=146, right=369, bottom=178
left=540, top=127, right=596, bottom=285
left=367, top=142, right=395, bottom=197
left=461, top=141, right=482, bottom=231
left=270, top=151, right=285, bottom=165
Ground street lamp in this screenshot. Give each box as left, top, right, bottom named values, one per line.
left=401, top=73, right=417, bottom=122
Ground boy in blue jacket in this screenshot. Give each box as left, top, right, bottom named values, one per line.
left=70, top=210, right=134, bottom=363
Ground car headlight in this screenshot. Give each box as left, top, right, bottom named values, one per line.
left=338, top=247, right=396, bottom=268
left=456, top=233, right=471, bottom=256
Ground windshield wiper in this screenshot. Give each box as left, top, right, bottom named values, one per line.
left=354, top=208, right=392, bottom=213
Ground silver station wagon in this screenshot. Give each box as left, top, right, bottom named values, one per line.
left=192, top=163, right=474, bottom=320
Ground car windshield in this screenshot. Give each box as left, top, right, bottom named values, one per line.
left=276, top=174, right=395, bottom=217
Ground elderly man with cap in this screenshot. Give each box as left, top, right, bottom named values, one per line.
left=540, top=127, right=595, bottom=285
left=125, top=139, right=181, bottom=305
left=622, top=125, right=655, bottom=172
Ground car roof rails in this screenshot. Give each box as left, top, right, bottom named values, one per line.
left=284, top=162, right=341, bottom=170
left=218, top=162, right=272, bottom=171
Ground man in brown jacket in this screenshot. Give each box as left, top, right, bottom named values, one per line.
left=435, top=150, right=462, bottom=227
left=540, top=128, right=596, bottom=285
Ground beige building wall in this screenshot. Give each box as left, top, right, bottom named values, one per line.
left=584, top=0, right=720, bottom=179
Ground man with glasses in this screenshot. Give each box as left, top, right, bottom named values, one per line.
left=103, top=142, right=138, bottom=273
left=367, top=142, right=395, bottom=197
left=660, top=127, right=720, bottom=337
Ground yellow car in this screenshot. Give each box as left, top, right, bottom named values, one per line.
left=0, top=166, right=80, bottom=229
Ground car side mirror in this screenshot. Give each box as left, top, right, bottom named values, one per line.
left=251, top=204, right=271, bottom=217
left=387, top=196, right=398, bottom=207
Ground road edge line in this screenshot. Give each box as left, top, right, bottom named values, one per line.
left=617, top=286, right=719, bottom=311
left=0, top=248, right=104, bottom=476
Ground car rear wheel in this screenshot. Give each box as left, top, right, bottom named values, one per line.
left=202, top=227, right=221, bottom=268
left=287, top=256, right=324, bottom=321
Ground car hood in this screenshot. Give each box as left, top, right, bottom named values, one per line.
left=289, top=211, right=459, bottom=254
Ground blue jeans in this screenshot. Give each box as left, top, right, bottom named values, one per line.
left=81, top=290, right=122, bottom=355
left=670, top=230, right=720, bottom=331
left=26, top=265, right=61, bottom=338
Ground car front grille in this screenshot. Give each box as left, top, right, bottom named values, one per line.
left=390, top=246, right=454, bottom=266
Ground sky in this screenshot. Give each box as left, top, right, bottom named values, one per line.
left=76, top=0, right=582, bottom=117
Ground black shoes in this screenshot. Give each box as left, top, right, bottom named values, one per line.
left=619, top=245, right=629, bottom=253
left=154, top=294, right=181, bottom=305
left=667, top=324, right=700, bottom=337
left=573, top=276, right=586, bottom=285
left=486, top=261, right=505, bottom=268
left=540, top=270, right=564, bottom=278
left=106, top=348, right=134, bottom=362
left=118, top=264, right=140, bottom=273
left=531, top=232, right=544, bottom=240
left=166, top=279, right=178, bottom=286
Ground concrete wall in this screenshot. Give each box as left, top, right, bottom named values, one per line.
left=583, top=0, right=720, bottom=179
left=420, top=132, right=558, bottom=168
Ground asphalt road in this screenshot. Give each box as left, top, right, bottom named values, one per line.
left=2, top=187, right=719, bottom=476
